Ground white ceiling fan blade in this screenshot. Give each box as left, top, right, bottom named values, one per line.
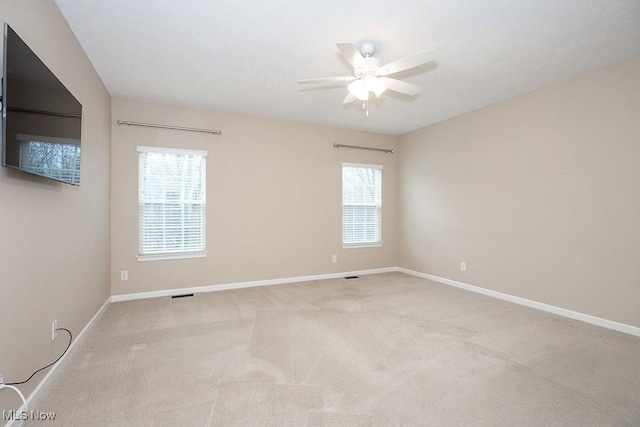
left=298, top=76, right=356, bottom=84
left=343, top=93, right=357, bottom=104
left=377, top=48, right=435, bottom=76
left=378, top=77, right=421, bottom=95
left=374, top=85, right=387, bottom=97
left=337, top=42, right=366, bottom=70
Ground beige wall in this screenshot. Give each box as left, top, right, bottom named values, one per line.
left=111, top=98, right=398, bottom=296
left=398, top=56, right=640, bottom=327
left=0, top=0, right=111, bottom=413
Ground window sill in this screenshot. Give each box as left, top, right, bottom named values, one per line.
left=137, top=251, right=208, bottom=262
left=342, top=242, right=383, bottom=249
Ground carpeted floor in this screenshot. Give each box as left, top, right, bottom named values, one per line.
left=25, top=273, right=640, bottom=426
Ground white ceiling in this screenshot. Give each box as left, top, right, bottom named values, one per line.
left=55, top=0, right=640, bottom=135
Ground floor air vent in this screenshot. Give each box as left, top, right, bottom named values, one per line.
left=344, top=276, right=360, bottom=279
left=171, top=293, right=194, bottom=299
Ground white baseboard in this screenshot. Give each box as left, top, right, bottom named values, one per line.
left=399, top=268, right=640, bottom=337
left=111, top=266, right=640, bottom=337
left=5, top=297, right=111, bottom=427
left=111, top=267, right=398, bottom=302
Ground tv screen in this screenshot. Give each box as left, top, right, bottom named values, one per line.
left=2, top=23, right=82, bottom=186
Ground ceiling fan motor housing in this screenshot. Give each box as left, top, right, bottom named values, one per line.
left=355, top=57, right=382, bottom=78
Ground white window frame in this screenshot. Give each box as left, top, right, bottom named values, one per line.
left=137, top=145, right=207, bottom=261
left=342, top=162, right=383, bottom=248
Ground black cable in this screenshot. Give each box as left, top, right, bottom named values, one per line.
left=6, top=327, right=73, bottom=386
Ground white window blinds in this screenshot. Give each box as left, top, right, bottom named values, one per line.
left=342, top=163, right=382, bottom=246
left=137, top=146, right=207, bottom=258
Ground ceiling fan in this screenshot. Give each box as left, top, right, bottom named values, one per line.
left=299, top=42, right=435, bottom=106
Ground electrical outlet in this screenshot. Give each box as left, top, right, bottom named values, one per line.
left=51, top=320, right=58, bottom=340
left=332, top=255, right=337, bottom=263
left=120, top=270, right=128, bottom=281
left=460, top=261, right=466, bottom=272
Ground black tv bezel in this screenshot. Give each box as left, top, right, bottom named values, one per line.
left=1, top=22, right=83, bottom=186
left=1, top=23, right=8, bottom=171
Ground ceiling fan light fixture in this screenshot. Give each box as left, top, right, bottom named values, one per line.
left=363, top=75, right=386, bottom=97
left=348, top=80, right=369, bottom=101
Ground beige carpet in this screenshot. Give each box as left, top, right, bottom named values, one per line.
left=25, top=272, right=640, bottom=426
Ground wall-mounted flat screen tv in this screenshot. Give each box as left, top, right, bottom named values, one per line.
left=2, top=23, right=82, bottom=186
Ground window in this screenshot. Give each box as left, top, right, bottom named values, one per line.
left=342, top=163, right=382, bottom=247
left=137, top=146, right=207, bottom=259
